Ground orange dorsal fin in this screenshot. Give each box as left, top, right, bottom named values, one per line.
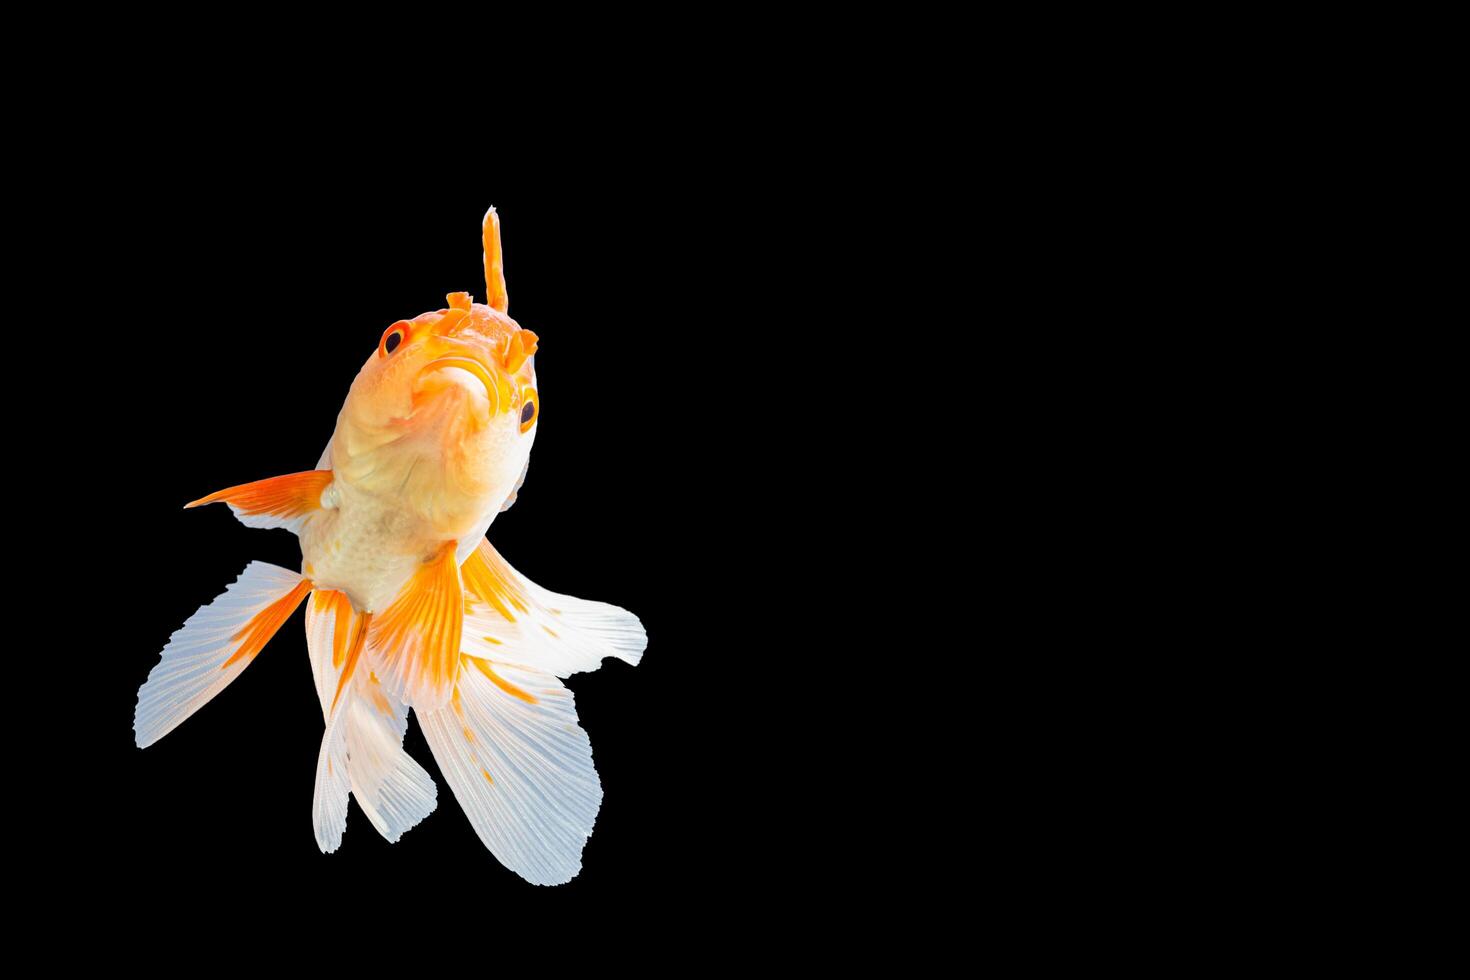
left=483, top=206, right=508, bottom=313
left=186, top=470, right=333, bottom=534
left=367, top=541, right=464, bottom=710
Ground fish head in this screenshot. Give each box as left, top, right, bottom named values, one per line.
left=332, top=292, right=540, bottom=535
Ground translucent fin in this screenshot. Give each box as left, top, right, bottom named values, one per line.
left=306, top=589, right=355, bottom=852
left=461, top=539, right=646, bottom=678
left=342, top=688, right=437, bottom=842
left=185, top=470, right=334, bottom=534
left=305, top=589, right=437, bottom=852
left=134, top=562, right=310, bottom=748
left=417, top=654, right=601, bottom=885
left=311, top=711, right=351, bottom=853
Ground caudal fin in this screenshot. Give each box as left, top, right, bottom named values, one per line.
left=305, top=589, right=437, bottom=853
left=134, top=562, right=311, bottom=748
left=417, top=655, right=601, bottom=885
left=414, top=539, right=646, bottom=885
left=459, top=539, right=646, bottom=677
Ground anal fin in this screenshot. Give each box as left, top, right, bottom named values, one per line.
left=367, top=541, right=464, bottom=710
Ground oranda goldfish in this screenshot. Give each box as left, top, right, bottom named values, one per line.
left=134, top=206, right=646, bottom=884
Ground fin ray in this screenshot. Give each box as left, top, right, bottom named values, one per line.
left=367, top=542, right=464, bottom=710
left=134, top=562, right=310, bottom=748
left=417, top=655, right=601, bottom=885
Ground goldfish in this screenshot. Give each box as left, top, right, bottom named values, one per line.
left=133, top=206, right=646, bottom=885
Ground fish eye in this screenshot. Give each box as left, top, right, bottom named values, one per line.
left=520, top=389, right=538, bottom=433
left=379, top=324, right=407, bottom=358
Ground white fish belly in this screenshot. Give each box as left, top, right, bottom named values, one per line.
left=301, top=481, right=435, bottom=613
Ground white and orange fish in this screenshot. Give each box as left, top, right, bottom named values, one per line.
left=134, top=206, right=645, bottom=884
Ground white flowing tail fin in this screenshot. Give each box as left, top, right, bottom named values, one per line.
left=134, top=562, right=311, bottom=748
left=459, top=539, right=646, bottom=677
left=414, top=539, right=647, bottom=885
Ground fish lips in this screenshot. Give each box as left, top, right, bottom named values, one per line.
left=419, top=354, right=501, bottom=412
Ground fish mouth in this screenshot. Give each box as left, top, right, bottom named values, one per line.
left=421, top=355, right=500, bottom=415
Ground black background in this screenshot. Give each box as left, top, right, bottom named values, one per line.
left=39, top=139, right=850, bottom=928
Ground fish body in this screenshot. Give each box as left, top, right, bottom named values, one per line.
left=304, top=291, right=536, bottom=613
left=134, top=207, right=645, bottom=884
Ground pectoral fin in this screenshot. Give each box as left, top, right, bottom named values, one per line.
left=185, top=470, right=334, bottom=534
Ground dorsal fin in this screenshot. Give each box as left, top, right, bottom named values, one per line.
left=483, top=206, right=508, bottom=314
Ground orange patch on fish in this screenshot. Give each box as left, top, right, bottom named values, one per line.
left=366, top=671, right=394, bottom=716
left=466, top=655, right=539, bottom=704
left=223, top=579, right=313, bottom=669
